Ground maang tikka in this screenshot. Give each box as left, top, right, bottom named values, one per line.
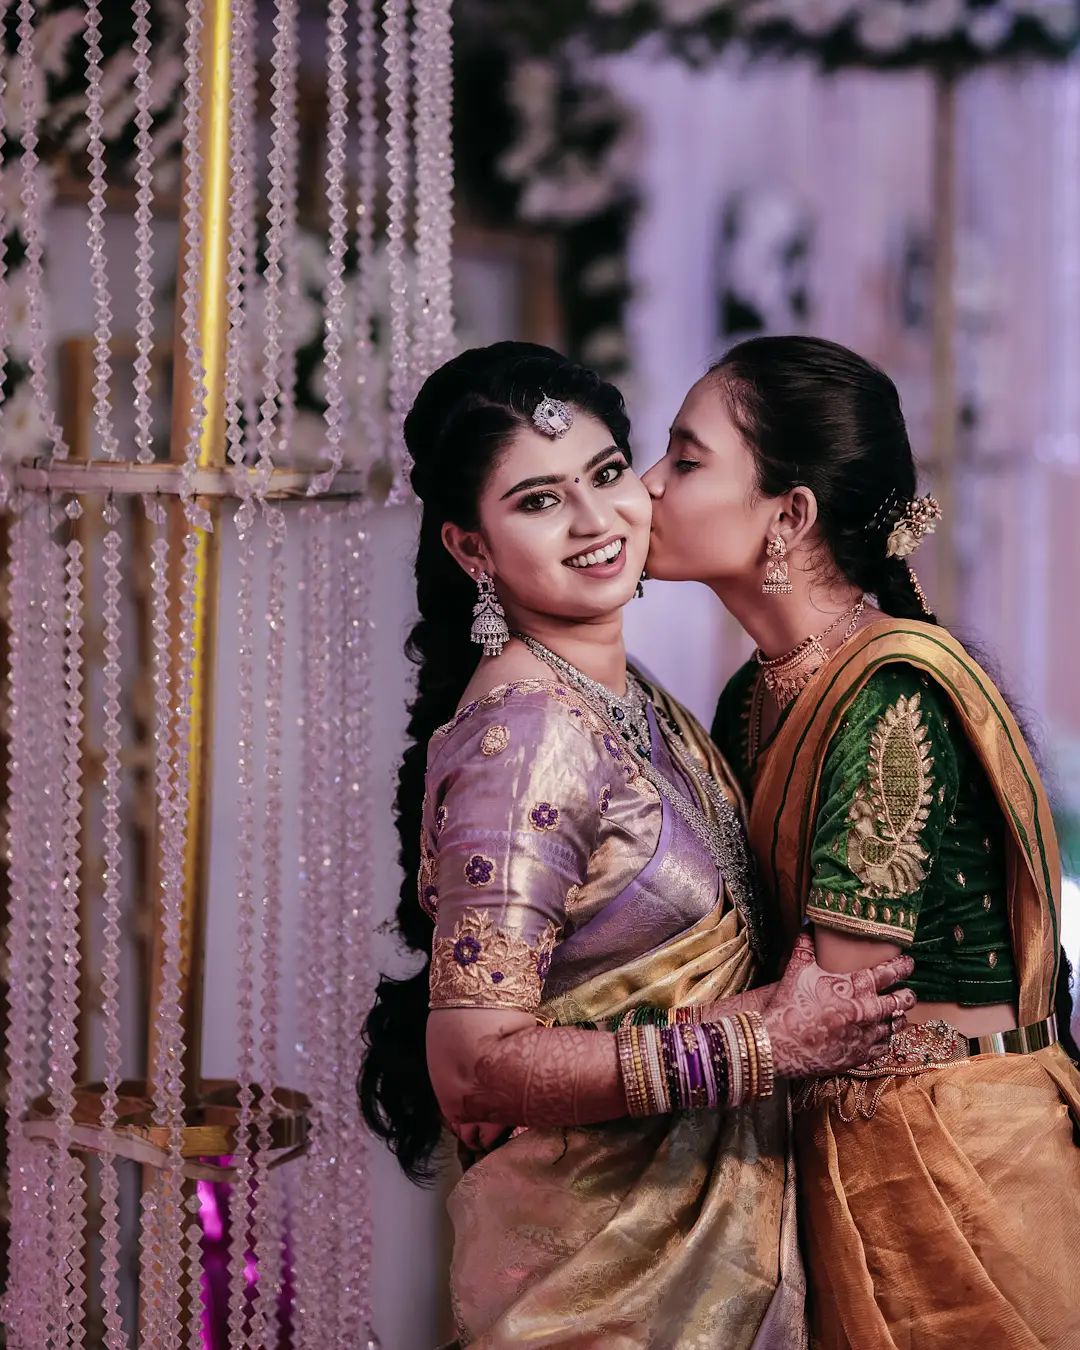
left=470, top=571, right=510, bottom=657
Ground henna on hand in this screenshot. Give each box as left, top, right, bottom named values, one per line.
left=764, top=932, right=916, bottom=1079
left=701, top=983, right=778, bottom=1021
left=459, top=1025, right=623, bottom=1128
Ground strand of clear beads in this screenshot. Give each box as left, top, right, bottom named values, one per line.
left=84, top=0, right=119, bottom=459
left=182, top=1187, right=207, bottom=1350
left=0, top=0, right=11, bottom=505
left=276, top=0, right=302, bottom=459
left=293, top=512, right=338, bottom=1348
left=98, top=507, right=126, bottom=1348
left=254, top=0, right=299, bottom=491
left=3, top=499, right=49, bottom=1344
left=22, top=499, right=57, bottom=1346
left=411, top=0, right=455, bottom=379
left=225, top=524, right=258, bottom=1348
left=16, top=0, right=67, bottom=458
left=132, top=0, right=158, bottom=463
left=249, top=539, right=287, bottom=1347
left=177, top=0, right=210, bottom=520
left=224, top=0, right=254, bottom=479
left=58, top=536, right=89, bottom=1347
left=382, top=0, right=415, bottom=501
left=353, top=0, right=382, bottom=465
left=338, top=505, right=378, bottom=1344
left=142, top=513, right=190, bottom=1346
left=307, top=0, right=350, bottom=495
left=41, top=525, right=80, bottom=1346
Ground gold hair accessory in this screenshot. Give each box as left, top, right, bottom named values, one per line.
left=532, top=395, right=574, bottom=439
left=886, top=495, right=942, bottom=560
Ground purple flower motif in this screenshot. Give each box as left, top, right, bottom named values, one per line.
left=434, top=804, right=448, bottom=836
left=464, top=853, right=495, bottom=888
left=536, top=950, right=552, bottom=983
left=598, top=784, right=611, bottom=815
left=529, top=801, right=560, bottom=832
left=603, top=733, right=623, bottom=762
left=453, top=934, right=482, bottom=967
left=491, top=971, right=505, bottom=984
left=420, top=885, right=439, bottom=919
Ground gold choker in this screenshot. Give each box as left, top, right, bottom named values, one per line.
left=755, top=598, right=866, bottom=713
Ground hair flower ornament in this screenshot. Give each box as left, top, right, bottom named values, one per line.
left=886, top=495, right=943, bottom=560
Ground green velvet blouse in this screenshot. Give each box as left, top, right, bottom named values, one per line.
left=713, top=660, right=1018, bottom=1007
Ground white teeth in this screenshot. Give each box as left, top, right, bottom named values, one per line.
left=567, top=539, right=623, bottom=568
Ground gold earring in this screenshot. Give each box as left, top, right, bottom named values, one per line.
left=762, top=535, right=792, bottom=595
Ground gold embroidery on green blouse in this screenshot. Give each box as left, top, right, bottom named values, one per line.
left=845, top=693, right=934, bottom=901
left=429, top=908, right=559, bottom=1011
left=807, top=886, right=914, bottom=943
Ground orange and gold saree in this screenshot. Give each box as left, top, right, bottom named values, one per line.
left=747, top=619, right=1080, bottom=1350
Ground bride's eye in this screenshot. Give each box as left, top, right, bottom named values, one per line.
left=674, top=458, right=700, bottom=473
left=594, top=460, right=626, bottom=487
left=519, top=490, right=560, bottom=513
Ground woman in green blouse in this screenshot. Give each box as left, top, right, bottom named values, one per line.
left=643, top=335, right=1080, bottom=1350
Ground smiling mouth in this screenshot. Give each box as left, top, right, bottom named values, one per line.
left=564, top=537, right=625, bottom=569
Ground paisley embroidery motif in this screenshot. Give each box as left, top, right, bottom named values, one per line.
left=429, top=908, right=559, bottom=1011
left=480, top=724, right=510, bottom=756
left=845, top=693, right=934, bottom=900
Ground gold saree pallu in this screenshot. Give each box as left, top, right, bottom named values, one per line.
left=747, top=620, right=1080, bottom=1350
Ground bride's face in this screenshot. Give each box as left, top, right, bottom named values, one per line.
left=642, top=375, right=774, bottom=586
left=460, top=410, right=651, bottom=624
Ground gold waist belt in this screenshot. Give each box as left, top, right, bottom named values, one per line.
left=793, top=1014, right=1059, bottom=1121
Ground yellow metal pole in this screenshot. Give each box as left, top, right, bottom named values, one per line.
left=147, top=0, right=232, bottom=1108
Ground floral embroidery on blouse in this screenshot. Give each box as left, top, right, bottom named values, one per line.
left=464, top=853, right=495, bottom=888
left=434, top=803, right=448, bottom=836
left=480, top=724, right=510, bottom=756
left=529, top=801, right=559, bottom=831
left=598, top=784, right=611, bottom=815
left=429, top=907, right=560, bottom=1011
left=845, top=693, right=934, bottom=900
left=418, top=839, right=439, bottom=919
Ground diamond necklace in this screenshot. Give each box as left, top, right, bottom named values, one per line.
left=514, top=633, right=764, bottom=960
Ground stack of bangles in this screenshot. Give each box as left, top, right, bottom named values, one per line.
left=615, top=1011, right=775, bottom=1115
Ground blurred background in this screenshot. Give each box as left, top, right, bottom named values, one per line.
left=6, top=1, right=1080, bottom=1345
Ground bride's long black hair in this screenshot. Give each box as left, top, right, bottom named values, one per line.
left=357, top=342, right=632, bottom=1181
left=711, top=335, right=1078, bottom=1059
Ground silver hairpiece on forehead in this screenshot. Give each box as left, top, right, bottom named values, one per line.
left=532, top=394, right=574, bottom=439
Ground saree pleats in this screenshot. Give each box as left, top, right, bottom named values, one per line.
left=798, top=1044, right=1080, bottom=1350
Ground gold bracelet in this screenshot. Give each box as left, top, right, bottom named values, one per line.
left=719, top=1016, right=743, bottom=1105
left=738, top=1013, right=758, bottom=1099
left=616, top=1025, right=649, bottom=1117
left=733, top=1014, right=754, bottom=1101
left=745, top=1011, right=775, bottom=1100
left=642, top=1026, right=671, bottom=1114
left=631, top=1025, right=654, bottom=1116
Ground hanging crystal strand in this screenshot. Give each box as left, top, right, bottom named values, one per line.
left=132, top=0, right=159, bottom=464
left=224, top=0, right=254, bottom=481
left=248, top=541, right=287, bottom=1347
left=225, top=522, right=259, bottom=1348
left=411, top=0, right=455, bottom=379
left=275, top=0, right=302, bottom=459
left=0, top=0, right=13, bottom=506
left=254, top=0, right=299, bottom=493
left=84, top=0, right=120, bottom=460
left=15, top=0, right=67, bottom=459
left=59, top=536, right=89, bottom=1346
left=353, top=0, right=382, bottom=467
left=97, top=505, right=126, bottom=1349
left=337, top=503, right=379, bottom=1345
left=307, top=0, right=351, bottom=496
left=293, top=513, right=339, bottom=1348
left=176, top=0, right=211, bottom=522
left=383, top=0, right=416, bottom=502
left=141, top=514, right=191, bottom=1347
left=3, top=499, right=50, bottom=1345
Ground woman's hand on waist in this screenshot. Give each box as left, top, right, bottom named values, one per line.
left=765, top=932, right=916, bottom=1079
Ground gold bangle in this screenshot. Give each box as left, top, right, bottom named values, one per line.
left=642, top=1026, right=670, bottom=1114
left=719, top=1016, right=743, bottom=1105
left=630, top=1025, right=652, bottom=1115
left=734, top=1014, right=753, bottom=1101
left=616, top=1025, right=648, bottom=1117
left=738, top=1013, right=758, bottom=1099
left=746, top=1011, right=775, bottom=1100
